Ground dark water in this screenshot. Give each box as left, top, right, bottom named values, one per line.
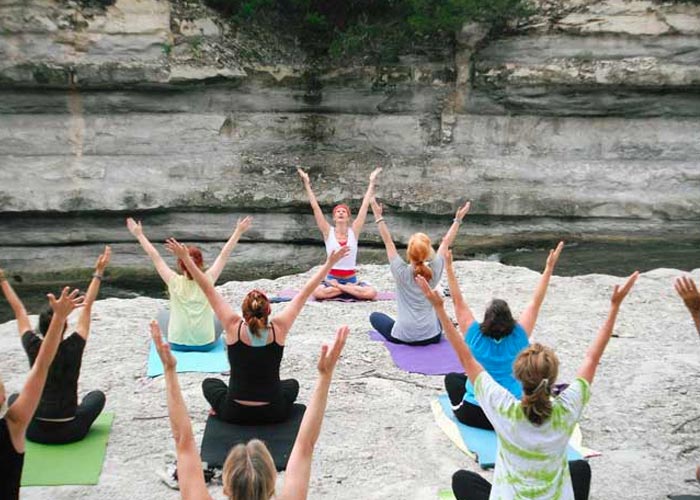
left=1, top=240, right=698, bottom=325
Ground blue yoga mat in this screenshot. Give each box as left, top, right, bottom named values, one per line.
left=435, top=394, right=582, bottom=468
left=147, top=337, right=229, bottom=377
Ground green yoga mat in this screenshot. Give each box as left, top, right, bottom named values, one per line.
left=21, top=412, right=114, bottom=486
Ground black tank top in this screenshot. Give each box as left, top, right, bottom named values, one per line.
left=0, top=418, right=24, bottom=500
left=228, top=322, right=284, bottom=402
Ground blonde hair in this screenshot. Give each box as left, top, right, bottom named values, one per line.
left=513, top=343, right=559, bottom=426
left=407, top=233, right=435, bottom=281
left=223, top=439, right=276, bottom=500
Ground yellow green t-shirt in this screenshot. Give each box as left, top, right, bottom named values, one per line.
left=167, top=274, right=215, bottom=346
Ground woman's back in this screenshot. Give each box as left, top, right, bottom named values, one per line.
left=167, top=274, right=215, bottom=345
left=228, top=322, right=284, bottom=402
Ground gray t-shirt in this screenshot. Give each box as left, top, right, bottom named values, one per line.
left=389, top=254, right=445, bottom=342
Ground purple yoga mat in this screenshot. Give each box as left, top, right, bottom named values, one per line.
left=274, top=289, right=396, bottom=302
left=368, top=330, right=463, bottom=375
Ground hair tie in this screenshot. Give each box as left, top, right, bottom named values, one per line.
left=533, top=378, right=550, bottom=394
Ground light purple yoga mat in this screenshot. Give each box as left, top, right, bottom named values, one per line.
left=274, top=289, right=396, bottom=302
left=368, top=330, right=463, bottom=375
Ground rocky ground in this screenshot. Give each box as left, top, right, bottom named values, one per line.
left=1, top=260, right=700, bottom=500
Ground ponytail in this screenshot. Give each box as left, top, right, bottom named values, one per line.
left=242, top=290, right=271, bottom=338
left=407, top=233, right=435, bottom=282
left=514, top=343, right=559, bottom=426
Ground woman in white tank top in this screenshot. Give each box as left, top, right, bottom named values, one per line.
left=298, top=167, right=381, bottom=300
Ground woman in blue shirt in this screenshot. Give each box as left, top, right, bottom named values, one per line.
left=443, top=242, right=564, bottom=429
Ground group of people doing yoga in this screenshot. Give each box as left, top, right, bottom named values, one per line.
left=1, top=166, right=700, bottom=500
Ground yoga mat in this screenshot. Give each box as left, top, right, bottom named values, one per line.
left=438, top=489, right=457, bottom=500
left=274, top=288, right=395, bottom=302
left=147, top=337, right=229, bottom=377
left=200, top=404, right=306, bottom=471
left=432, top=395, right=587, bottom=469
left=21, top=412, right=114, bottom=486
left=368, top=330, right=463, bottom=375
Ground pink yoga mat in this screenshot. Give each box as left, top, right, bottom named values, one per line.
left=274, top=289, right=396, bottom=302
left=368, top=330, right=464, bottom=376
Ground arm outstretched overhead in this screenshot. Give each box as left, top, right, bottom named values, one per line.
left=165, top=238, right=241, bottom=337
left=281, top=325, right=348, bottom=500
left=352, top=167, right=382, bottom=238
left=576, top=271, right=638, bottom=385
left=416, top=276, right=483, bottom=383
left=298, top=167, right=331, bottom=240
left=126, top=218, right=176, bottom=284
left=150, top=321, right=212, bottom=500
left=437, top=201, right=470, bottom=257
left=675, top=276, right=700, bottom=335
left=207, top=216, right=252, bottom=282
left=77, top=246, right=111, bottom=341
left=518, top=241, right=564, bottom=337
left=0, top=268, right=31, bottom=336
left=273, top=246, right=351, bottom=337
left=6, top=287, right=84, bottom=451
left=370, top=198, right=398, bottom=262
left=444, top=250, right=475, bottom=333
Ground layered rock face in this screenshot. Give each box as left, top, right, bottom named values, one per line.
left=1, top=0, right=699, bottom=278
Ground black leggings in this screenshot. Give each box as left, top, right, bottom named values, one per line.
left=369, top=312, right=441, bottom=346
left=452, top=460, right=591, bottom=500
left=10, top=391, right=106, bottom=445
left=202, top=378, right=299, bottom=425
left=444, top=372, right=493, bottom=430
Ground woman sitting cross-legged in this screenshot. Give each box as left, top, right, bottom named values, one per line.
left=1, top=248, right=110, bottom=445
left=127, top=216, right=252, bottom=352
left=297, top=166, right=381, bottom=301
left=166, top=237, right=349, bottom=425
left=417, top=269, right=639, bottom=500
left=368, top=198, right=470, bottom=346
left=443, top=242, right=564, bottom=430
left=0, top=287, right=83, bottom=500
left=150, top=319, right=348, bottom=500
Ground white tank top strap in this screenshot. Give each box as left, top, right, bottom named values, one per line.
left=325, top=227, right=358, bottom=271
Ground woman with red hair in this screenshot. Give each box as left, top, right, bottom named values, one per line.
left=297, top=166, right=381, bottom=301
left=126, top=216, right=252, bottom=352
left=165, top=236, right=349, bottom=424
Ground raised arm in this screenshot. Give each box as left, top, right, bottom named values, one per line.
left=352, top=167, right=382, bottom=237
left=207, top=216, right=252, bottom=282
left=444, top=250, right=475, bottom=332
left=126, top=218, right=177, bottom=284
left=577, top=271, right=638, bottom=385
left=77, top=246, right=111, bottom=341
left=370, top=198, right=398, bottom=261
left=165, top=239, right=241, bottom=336
left=416, top=276, right=483, bottom=383
left=150, top=321, right=212, bottom=500
left=281, top=326, right=348, bottom=500
left=675, top=276, right=700, bottom=335
left=297, top=167, right=331, bottom=239
left=437, top=201, right=470, bottom=256
left=0, top=268, right=31, bottom=336
left=6, top=288, right=84, bottom=446
left=273, top=247, right=350, bottom=336
left=518, top=241, right=564, bottom=337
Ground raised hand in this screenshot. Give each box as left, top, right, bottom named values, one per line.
left=369, top=167, right=382, bottom=185
left=150, top=320, right=176, bottom=371
left=415, top=275, right=444, bottom=308
left=327, top=246, right=351, bottom=266
left=454, top=201, right=471, bottom=222
left=48, top=287, right=84, bottom=318
left=95, top=245, right=112, bottom=273
left=611, top=271, right=639, bottom=307
left=297, top=167, right=310, bottom=185
left=545, top=241, right=565, bottom=271
left=317, top=325, right=349, bottom=376
left=164, top=238, right=189, bottom=259
left=370, top=197, right=383, bottom=219
left=126, top=217, right=143, bottom=237
left=675, top=276, right=700, bottom=314
left=235, top=216, right=253, bottom=235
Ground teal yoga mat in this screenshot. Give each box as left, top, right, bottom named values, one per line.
left=433, top=395, right=582, bottom=468
left=21, top=412, right=114, bottom=486
left=147, top=337, right=229, bottom=377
